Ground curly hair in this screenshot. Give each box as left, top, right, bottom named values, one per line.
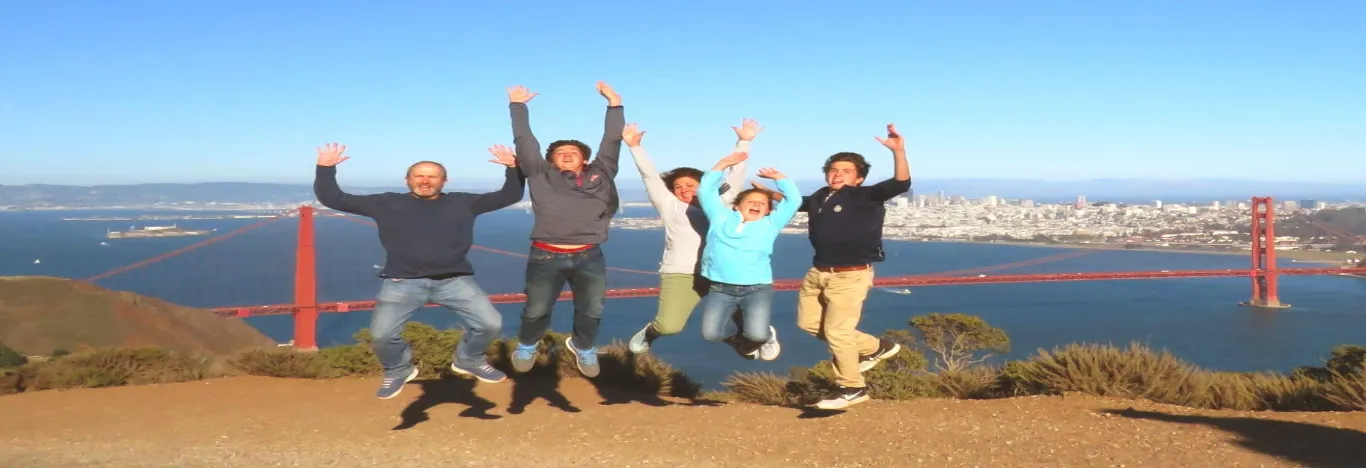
left=545, top=140, right=593, bottom=161
left=822, top=152, right=871, bottom=179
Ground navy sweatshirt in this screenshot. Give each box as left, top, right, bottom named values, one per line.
left=798, top=177, right=912, bottom=268
left=313, top=165, right=526, bottom=278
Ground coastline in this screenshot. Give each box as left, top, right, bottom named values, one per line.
left=615, top=222, right=1353, bottom=267
left=915, top=238, right=1350, bottom=266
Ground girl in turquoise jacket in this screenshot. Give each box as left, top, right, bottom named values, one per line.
left=696, top=151, right=802, bottom=360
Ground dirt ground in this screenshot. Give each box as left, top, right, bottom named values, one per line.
left=3, top=375, right=1366, bottom=468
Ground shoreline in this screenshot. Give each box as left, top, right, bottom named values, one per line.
left=912, top=238, right=1350, bottom=266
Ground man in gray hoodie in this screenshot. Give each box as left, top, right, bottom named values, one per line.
left=505, top=81, right=624, bottom=378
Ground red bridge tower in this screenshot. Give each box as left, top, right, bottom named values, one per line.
left=1241, top=197, right=1291, bottom=309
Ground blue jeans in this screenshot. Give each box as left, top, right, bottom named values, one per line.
left=518, top=245, right=607, bottom=349
left=698, top=282, right=774, bottom=343
left=371, top=275, right=503, bottom=379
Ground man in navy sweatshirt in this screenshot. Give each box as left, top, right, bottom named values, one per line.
left=313, top=142, right=526, bottom=399
left=504, top=82, right=624, bottom=378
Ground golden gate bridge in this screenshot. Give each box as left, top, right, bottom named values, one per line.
left=81, top=196, right=1366, bottom=351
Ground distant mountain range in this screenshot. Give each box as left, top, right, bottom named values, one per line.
left=0, top=178, right=1360, bottom=209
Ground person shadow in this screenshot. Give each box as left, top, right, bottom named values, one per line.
left=507, top=364, right=583, bottom=415
left=1103, top=408, right=1366, bottom=467
left=587, top=349, right=725, bottom=408
left=392, top=376, right=501, bottom=431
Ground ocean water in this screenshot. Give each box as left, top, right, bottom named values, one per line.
left=3, top=207, right=1365, bottom=388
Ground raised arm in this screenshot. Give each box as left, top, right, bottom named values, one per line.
left=757, top=168, right=802, bottom=230
left=312, top=143, right=381, bottom=217
left=472, top=145, right=527, bottom=214
left=869, top=123, right=912, bottom=201
left=719, top=118, right=763, bottom=204
left=593, top=81, right=625, bottom=178
left=699, top=152, right=749, bottom=220
left=622, top=124, right=677, bottom=211
left=508, top=85, right=549, bottom=177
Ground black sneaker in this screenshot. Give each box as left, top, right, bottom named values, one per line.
left=723, top=334, right=759, bottom=360
left=815, top=386, right=870, bottom=410
left=858, top=340, right=901, bottom=372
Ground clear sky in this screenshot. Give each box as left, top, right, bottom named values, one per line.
left=1, top=0, right=1361, bottom=186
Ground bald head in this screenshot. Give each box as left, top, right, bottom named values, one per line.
left=406, top=161, right=447, bottom=199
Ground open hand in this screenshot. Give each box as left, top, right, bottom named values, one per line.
left=597, top=81, right=621, bottom=106
left=316, top=142, right=349, bottom=167
left=875, top=123, right=905, bottom=151
left=487, top=144, right=517, bottom=167
left=733, top=118, right=763, bottom=141
left=508, top=85, right=538, bottom=104
left=757, top=167, right=785, bottom=180
left=622, top=123, right=646, bottom=147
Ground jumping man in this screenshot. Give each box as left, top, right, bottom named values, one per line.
left=313, top=142, right=525, bottom=399
left=505, top=82, right=624, bottom=378
left=796, top=124, right=911, bottom=410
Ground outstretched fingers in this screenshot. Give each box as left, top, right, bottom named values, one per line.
left=487, top=144, right=517, bottom=167
left=507, top=85, right=538, bottom=103
left=315, top=142, right=349, bottom=166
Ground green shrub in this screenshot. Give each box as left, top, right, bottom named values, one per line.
left=907, top=313, right=1010, bottom=372
left=228, top=323, right=702, bottom=401
left=0, top=343, right=26, bottom=368
left=997, top=342, right=1211, bottom=407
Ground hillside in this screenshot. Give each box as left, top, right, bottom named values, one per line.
left=2, top=376, right=1364, bottom=467
left=0, top=276, right=275, bottom=355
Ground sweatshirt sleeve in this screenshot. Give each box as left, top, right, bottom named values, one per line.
left=313, top=165, right=382, bottom=217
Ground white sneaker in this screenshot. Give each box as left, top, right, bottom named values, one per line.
left=758, top=326, right=781, bottom=361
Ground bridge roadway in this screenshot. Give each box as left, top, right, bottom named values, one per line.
left=210, top=267, right=1366, bottom=317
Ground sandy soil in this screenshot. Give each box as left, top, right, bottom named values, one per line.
left=3, top=376, right=1366, bottom=467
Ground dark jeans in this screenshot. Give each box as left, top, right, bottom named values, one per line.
left=518, top=245, right=607, bottom=349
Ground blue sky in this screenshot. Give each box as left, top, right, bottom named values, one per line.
left=1, top=0, right=1361, bottom=186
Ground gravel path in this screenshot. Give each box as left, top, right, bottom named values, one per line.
left=4, top=376, right=1366, bottom=467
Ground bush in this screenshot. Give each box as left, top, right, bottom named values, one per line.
left=722, top=372, right=798, bottom=406
left=18, top=348, right=218, bottom=391
left=229, top=323, right=702, bottom=401
left=907, top=313, right=1010, bottom=372
left=0, top=343, right=26, bottom=368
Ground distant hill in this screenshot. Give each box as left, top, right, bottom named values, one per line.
left=0, top=276, right=276, bottom=356
left=1, top=178, right=1361, bottom=209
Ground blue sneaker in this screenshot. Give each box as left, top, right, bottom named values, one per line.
left=564, top=336, right=600, bottom=378
left=511, top=343, right=538, bottom=373
left=451, top=361, right=507, bottom=383
left=376, top=368, right=419, bottom=400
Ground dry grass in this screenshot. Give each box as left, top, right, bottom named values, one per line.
left=721, top=372, right=795, bottom=405
left=15, top=348, right=224, bottom=392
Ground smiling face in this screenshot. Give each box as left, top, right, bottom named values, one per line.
left=736, top=191, right=772, bottom=221
left=671, top=176, right=699, bottom=204
left=406, top=162, right=447, bottom=199
left=551, top=145, right=585, bottom=172
left=825, top=161, right=866, bottom=191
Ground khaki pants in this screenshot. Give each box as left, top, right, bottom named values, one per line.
left=650, top=273, right=709, bottom=335
left=796, top=266, right=881, bottom=388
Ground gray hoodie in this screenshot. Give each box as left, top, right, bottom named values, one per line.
left=509, top=102, right=625, bottom=245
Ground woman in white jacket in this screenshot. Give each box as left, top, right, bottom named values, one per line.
left=623, top=119, right=762, bottom=354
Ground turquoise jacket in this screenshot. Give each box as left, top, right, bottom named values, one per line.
left=697, top=170, right=802, bottom=285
